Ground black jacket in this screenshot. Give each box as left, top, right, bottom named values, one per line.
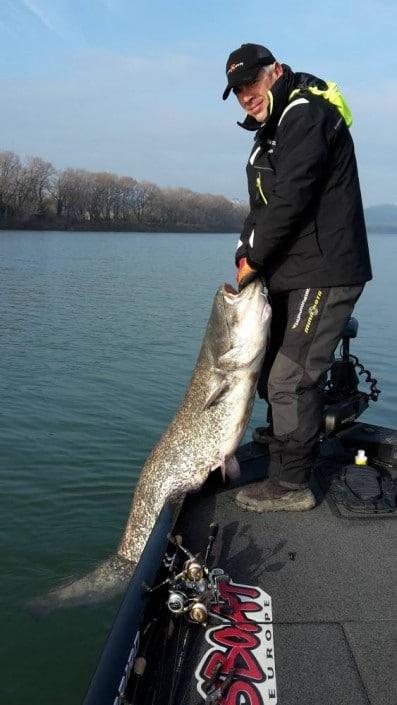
left=236, top=66, right=372, bottom=293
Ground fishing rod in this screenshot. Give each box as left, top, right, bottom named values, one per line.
left=128, top=522, right=240, bottom=704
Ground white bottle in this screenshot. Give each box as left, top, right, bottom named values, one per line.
left=355, top=449, right=368, bottom=466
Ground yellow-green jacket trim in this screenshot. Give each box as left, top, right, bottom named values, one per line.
left=256, top=175, right=268, bottom=204
left=289, top=81, right=353, bottom=127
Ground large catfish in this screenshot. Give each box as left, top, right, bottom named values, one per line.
left=33, top=280, right=271, bottom=609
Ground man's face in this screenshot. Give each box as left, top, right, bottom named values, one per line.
left=233, top=63, right=282, bottom=123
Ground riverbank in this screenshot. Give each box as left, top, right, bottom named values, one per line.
left=1, top=222, right=396, bottom=234
left=0, top=221, right=241, bottom=233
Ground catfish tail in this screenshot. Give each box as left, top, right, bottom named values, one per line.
left=28, top=555, right=135, bottom=613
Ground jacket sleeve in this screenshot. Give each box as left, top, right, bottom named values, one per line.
left=235, top=210, right=255, bottom=265
left=246, top=102, right=330, bottom=269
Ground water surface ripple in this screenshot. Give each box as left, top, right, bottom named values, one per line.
left=0, top=230, right=395, bottom=704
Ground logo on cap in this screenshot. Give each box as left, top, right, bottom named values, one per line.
left=227, top=62, right=244, bottom=75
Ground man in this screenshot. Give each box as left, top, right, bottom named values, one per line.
left=223, top=43, right=372, bottom=512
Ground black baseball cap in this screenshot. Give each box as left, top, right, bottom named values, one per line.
left=222, top=43, right=276, bottom=100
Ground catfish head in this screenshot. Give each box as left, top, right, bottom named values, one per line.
left=204, top=279, right=271, bottom=374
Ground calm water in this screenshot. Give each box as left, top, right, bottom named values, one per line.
left=1, top=230, right=396, bottom=705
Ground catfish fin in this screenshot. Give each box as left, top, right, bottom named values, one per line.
left=203, top=374, right=229, bottom=409
left=225, top=455, right=240, bottom=479
left=217, top=350, right=241, bottom=371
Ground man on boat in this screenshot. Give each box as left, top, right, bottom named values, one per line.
left=222, top=43, right=372, bottom=511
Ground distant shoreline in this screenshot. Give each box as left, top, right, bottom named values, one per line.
left=0, top=223, right=240, bottom=234
left=366, top=225, right=397, bottom=234
left=1, top=224, right=396, bottom=234
left=1, top=149, right=396, bottom=237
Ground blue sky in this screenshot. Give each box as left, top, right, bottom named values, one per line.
left=1, top=0, right=396, bottom=206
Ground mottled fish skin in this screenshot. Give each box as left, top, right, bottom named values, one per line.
left=34, top=281, right=271, bottom=609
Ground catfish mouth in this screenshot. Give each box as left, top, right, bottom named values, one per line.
left=224, top=283, right=238, bottom=296
left=222, top=279, right=269, bottom=326
left=223, top=280, right=262, bottom=301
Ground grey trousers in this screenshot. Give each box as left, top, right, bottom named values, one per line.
left=258, top=285, right=364, bottom=487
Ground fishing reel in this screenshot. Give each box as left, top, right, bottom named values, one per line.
left=147, top=523, right=230, bottom=626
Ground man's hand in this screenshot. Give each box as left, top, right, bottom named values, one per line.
left=236, top=257, right=258, bottom=291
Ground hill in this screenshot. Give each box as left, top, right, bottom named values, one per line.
left=364, top=204, right=397, bottom=233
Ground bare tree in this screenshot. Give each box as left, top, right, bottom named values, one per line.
left=129, top=180, right=160, bottom=223
left=0, top=151, right=22, bottom=219
left=0, top=148, right=248, bottom=231
left=16, top=156, right=56, bottom=217
left=117, top=176, right=138, bottom=223
left=56, top=169, right=93, bottom=221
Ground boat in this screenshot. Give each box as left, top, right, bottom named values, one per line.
left=82, top=318, right=396, bottom=705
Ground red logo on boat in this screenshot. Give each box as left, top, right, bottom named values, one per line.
left=195, top=580, right=277, bottom=704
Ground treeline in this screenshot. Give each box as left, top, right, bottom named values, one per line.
left=0, top=150, right=247, bottom=232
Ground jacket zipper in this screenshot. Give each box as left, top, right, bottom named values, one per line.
left=256, top=174, right=268, bottom=204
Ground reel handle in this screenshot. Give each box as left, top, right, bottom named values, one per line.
left=167, top=533, right=194, bottom=559
left=209, top=523, right=219, bottom=540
